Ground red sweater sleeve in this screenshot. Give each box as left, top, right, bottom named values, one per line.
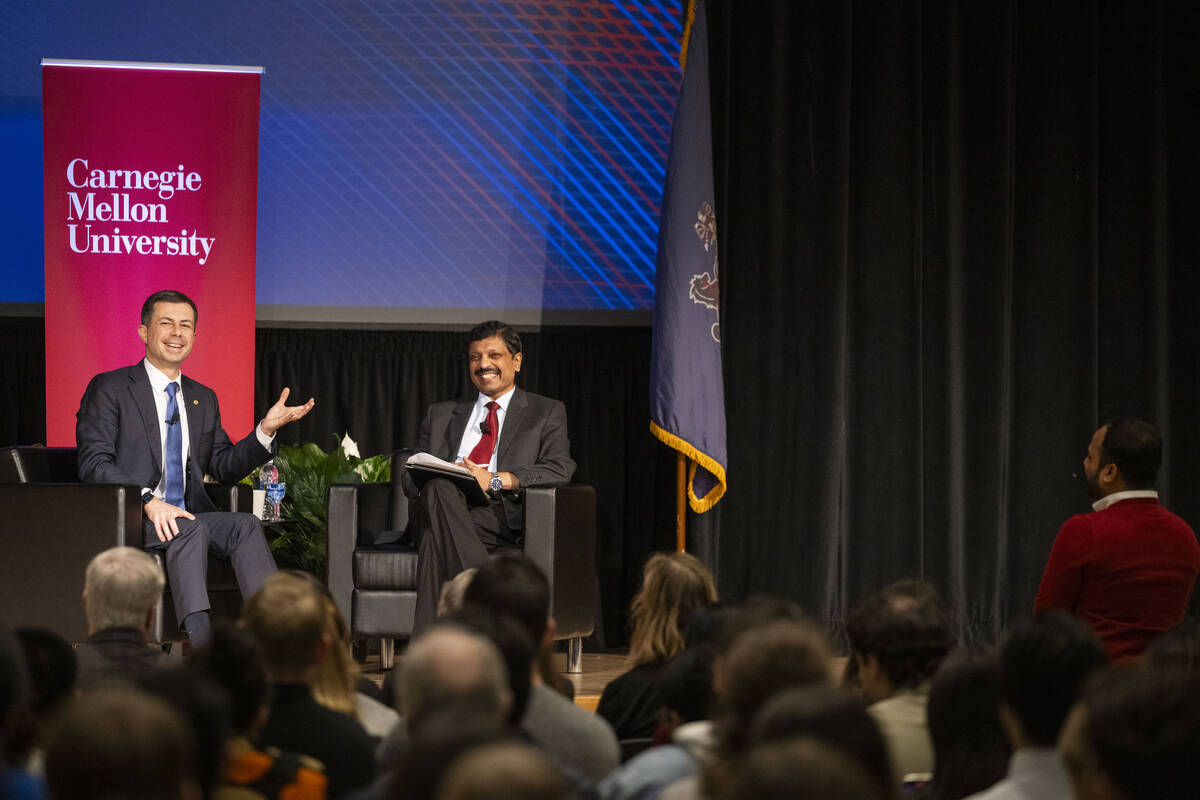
left=1034, top=515, right=1090, bottom=613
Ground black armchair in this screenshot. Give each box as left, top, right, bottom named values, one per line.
left=326, top=451, right=596, bottom=671
left=0, top=445, right=255, bottom=644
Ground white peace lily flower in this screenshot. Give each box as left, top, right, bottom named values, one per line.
left=340, top=433, right=361, bottom=459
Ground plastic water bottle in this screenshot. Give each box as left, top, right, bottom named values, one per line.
left=260, top=460, right=284, bottom=522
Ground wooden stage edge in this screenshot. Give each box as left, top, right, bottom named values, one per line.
left=361, top=650, right=850, bottom=712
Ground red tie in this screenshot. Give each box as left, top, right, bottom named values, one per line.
left=468, top=401, right=500, bottom=467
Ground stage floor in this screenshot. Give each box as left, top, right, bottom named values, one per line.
left=362, top=650, right=850, bottom=712
left=361, top=650, right=628, bottom=711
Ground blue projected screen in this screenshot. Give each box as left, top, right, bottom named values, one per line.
left=0, top=1, right=682, bottom=324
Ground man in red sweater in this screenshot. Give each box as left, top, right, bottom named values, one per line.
left=1035, top=417, right=1200, bottom=661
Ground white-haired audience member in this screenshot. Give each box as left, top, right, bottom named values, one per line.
left=75, top=546, right=165, bottom=691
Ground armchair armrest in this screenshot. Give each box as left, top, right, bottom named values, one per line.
left=523, top=485, right=596, bottom=640
left=204, top=482, right=255, bottom=513
left=326, top=482, right=393, bottom=627
left=0, top=482, right=143, bottom=643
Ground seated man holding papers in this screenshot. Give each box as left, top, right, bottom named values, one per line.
left=402, top=321, right=576, bottom=636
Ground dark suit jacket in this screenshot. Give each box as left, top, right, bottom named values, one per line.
left=76, top=362, right=270, bottom=514
left=404, top=387, right=576, bottom=529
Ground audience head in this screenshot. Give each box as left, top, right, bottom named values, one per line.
left=285, top=570, right=361, bottom=716
left=446, top=607, right=536, bottom=724
left=683, top=601, right=728, bottom=649
left=44, top=687, right=198, bottom=800
left=399, top=624, right=513, bottom=734
left=82, top=546, right=165, bottom=635
left=1000, top=611, right=1107, bottom=747
left=729, top=737, right=887, bottom=800
left=241, top=571, right=330, bottom=682
left=715, top=594, right=807, bottom=656
left=140, top=666, right=232, bottom=800
left=628, top=552, right=717, bottom=668
left=1146, top=617, right=1200, bottom=674
left=714, top=617, right=835, bottom=759
left=846, top=579, right=954, bottom=701
left=747, top=685, right=893, bottom=798
left=925, top=648, right=1010, bottom=800
left=1096, top=417, right=1162, bottom=492
left=7, top=628, right=77, bottom=765
left=438, top=568, right=477, bottom=618
left=463, top=554, right=550, bottom=647
left=189, top=620, right=270, bottom=736
left=436, top=741, right=575, bottom=800
left=1060, top=666, right=1200, bottom=800
left=658, top=644, right=717, bottom=726
left=0, top=626, right=30, bottom=764
left=389, top=705, right=509, bottom=800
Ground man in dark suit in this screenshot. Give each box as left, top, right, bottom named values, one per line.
left=404, top=320, right=575, bottom=635
left=76, top=289, right=314, bottom=643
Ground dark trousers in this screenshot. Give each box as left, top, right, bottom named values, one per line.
left=142, top=511, right=277, bottom=626
left=411, top=478, right=522, bottom=636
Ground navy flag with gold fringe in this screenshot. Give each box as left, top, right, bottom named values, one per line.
left=649, top=0, right=726, bottom=513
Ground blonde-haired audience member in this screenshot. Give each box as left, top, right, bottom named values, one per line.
left=597, top=551, right=717, bottom=740
left=243, top=571, right=377, bottom=798
left=437, top=568, right=477, bottom=618
left=292, top=571, right=399, bottom=741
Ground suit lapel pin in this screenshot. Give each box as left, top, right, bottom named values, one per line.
left=193, top=400, right=198, bottom=405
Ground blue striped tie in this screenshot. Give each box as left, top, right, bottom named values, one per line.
left=164, top=383, right=185, bottom=509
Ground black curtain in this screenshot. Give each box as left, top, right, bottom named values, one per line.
left=709, top=0, right=1200, bottom=641
left=6, top=0, right=1200, bottom=647
left=254, top=326, right=679, bottom=644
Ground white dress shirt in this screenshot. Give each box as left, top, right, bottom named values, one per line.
left=454, top=387, right=515, bottom=473
left=142, top=358, right=273, bottom=500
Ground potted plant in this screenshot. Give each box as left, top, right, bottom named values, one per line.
left=248, top=434, right=389, bottom=574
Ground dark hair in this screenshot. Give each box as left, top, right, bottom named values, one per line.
left=1002, top=612, right=1106, bottom=745
left=716, top=594, right=807, bottom=655
left=141, top=290, right=198, bottom=328
left=14, top=627, right=76, bottom=718
left=658, top=644, right=717, bottom=723
left=747, top=685, right=892, bottom=798
left=730, top=737, right=887, bottom=800
left=1100, top=417, right=1162, bottom=489
left=140, top=666, right=233, bottom=800
left=714, top=619, right=833, bottom=759
left=1147, top=617, right=1200, bottom=674
left=446, top=606, right=536, bottom=725
left=1082, top=666, right=1200, bottom=800
left=683, top=602, right=728, bottom=649
left=462, top=554, right=548, bottom=647
left=388, top=706, right=509, bottom=800
left=189, top=621, right=269, bottom=735
left=45, top=687, right=196, bottom=800
left=845, top=579, right=954, bottom=690
left=925, top=648, right=1010, bottom=800
left=467, top=320, right=521, bottom=355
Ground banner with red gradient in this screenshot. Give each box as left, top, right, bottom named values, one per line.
left=42, top=60, right=261, bottom=446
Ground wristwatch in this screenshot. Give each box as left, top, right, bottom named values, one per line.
left=141, top=491, right=155, bottom=505
left=489, top=472, right=503, bottom=494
